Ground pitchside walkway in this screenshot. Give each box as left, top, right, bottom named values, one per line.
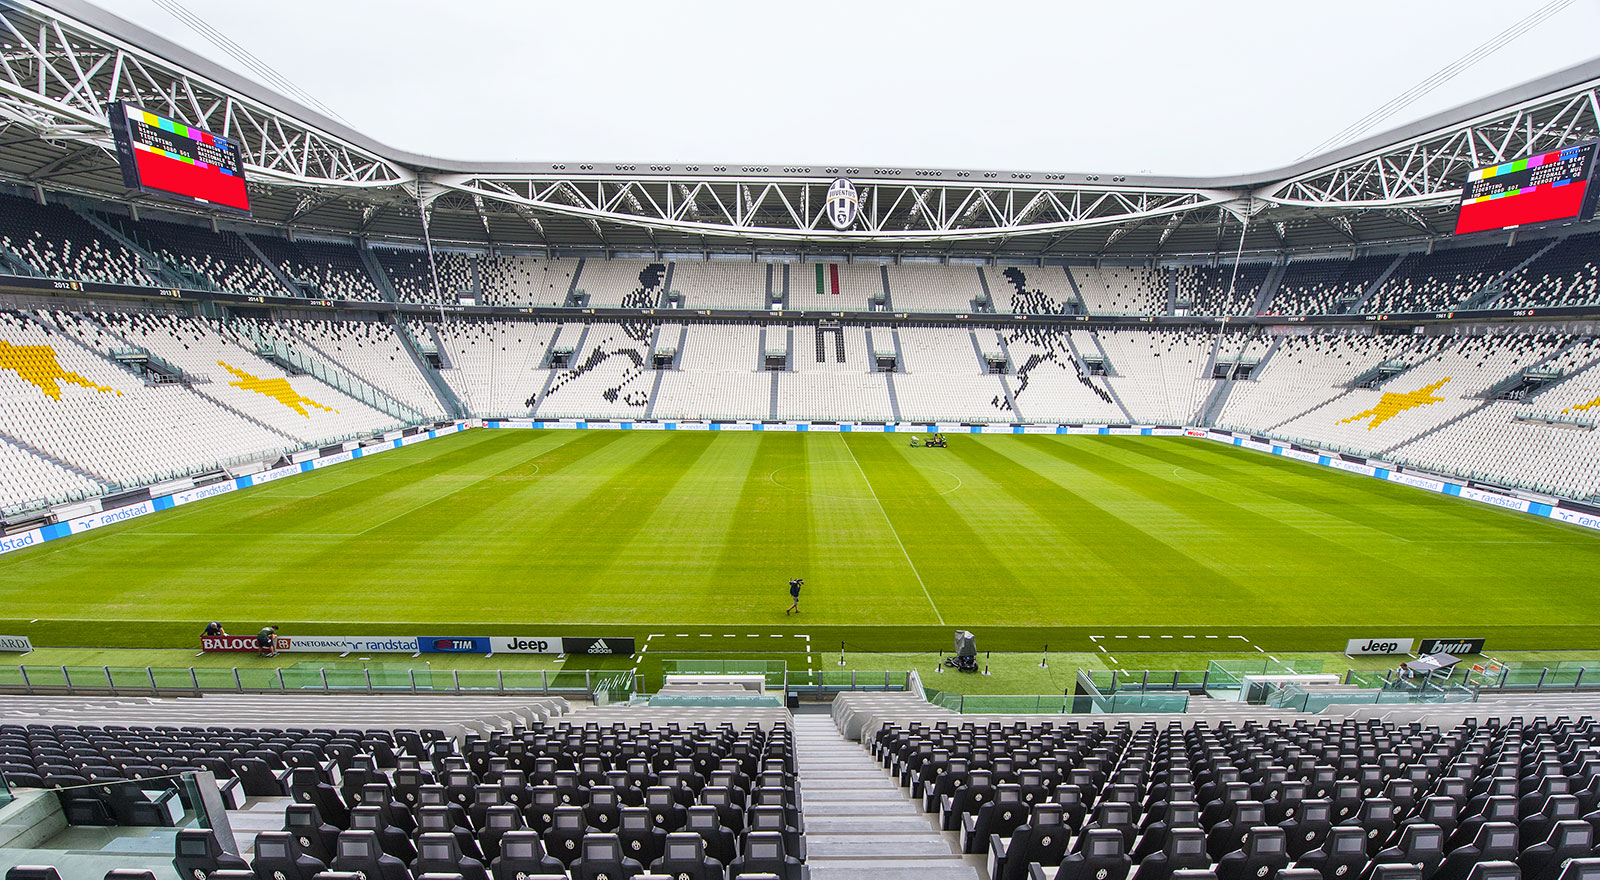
left=794, top=714, right=979, bottom=880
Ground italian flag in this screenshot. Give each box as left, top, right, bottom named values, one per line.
left=814, top=263, right=840, bottom=295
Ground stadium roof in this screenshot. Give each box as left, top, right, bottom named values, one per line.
left=6, top=0, right=1600, bottom=258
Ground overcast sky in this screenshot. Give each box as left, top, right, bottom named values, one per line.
left=86, top=0, right=1600, bottom=176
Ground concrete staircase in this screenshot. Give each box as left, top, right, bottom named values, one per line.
left=793, top=714, right=978, bottom=880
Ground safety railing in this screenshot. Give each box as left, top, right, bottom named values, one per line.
left=0, top=664, right=606, bottom=696
left=925, top=688, right=1190, bottom=714
left=782, top=670, right=911, bottom=698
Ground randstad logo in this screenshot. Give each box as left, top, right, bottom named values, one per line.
left=0, top=532, right=36, bottom=553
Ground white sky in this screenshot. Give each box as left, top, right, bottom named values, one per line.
left=86, top=0, right=1600, bottom=176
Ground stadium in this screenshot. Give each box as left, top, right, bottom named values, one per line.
left=2, top=0, right=1600, bottom=878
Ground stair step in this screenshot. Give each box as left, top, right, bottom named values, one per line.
left=805, top=836, right=957, bottom=858
left=804, top=816, right=939, bottom=833
left=797, top=717, right=971, bottom=874
left=808, top=863, right=981, bottom=880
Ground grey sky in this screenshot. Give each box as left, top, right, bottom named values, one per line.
left=87, top=0, right=1600, bottom=176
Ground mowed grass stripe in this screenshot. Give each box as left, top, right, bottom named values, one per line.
left=957, top=437, right=1247, bottom=623
left=346, top=430, right=690, bottom=622
left=816, top=435, right=943, bottom=624
left=1013, top=436, right=1464, bottom=623
left=494, top=432, right=721, bottom=609
left=577, top=433, right=764, bottom=622
left=709, top=435, right=812, bottom=610
left=1027, top=436, right=1600, bottom=628
left=0, top=430, right=526, bottom=616
left=1133, top=438, right=1559, bottom=543
left=842, top=434, right=1030, bottom=619
left=150, top=430, right=600, bottom=625
left=0, top=431, right=1597, bottom=641
left=244, top=430, right=612, bottom=616
left=879, top=437, right=1138, bottom=620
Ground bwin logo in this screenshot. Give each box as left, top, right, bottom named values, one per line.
left=826, top=178, right=859, bottom=230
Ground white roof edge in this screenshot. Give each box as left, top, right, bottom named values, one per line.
left=35, top=0, right=1600, bottom=187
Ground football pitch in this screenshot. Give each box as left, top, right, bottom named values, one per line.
left=1, top=428, right=1598, bottom=653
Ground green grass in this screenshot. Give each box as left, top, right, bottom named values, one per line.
left=1, top=428, right=1598, bottom=656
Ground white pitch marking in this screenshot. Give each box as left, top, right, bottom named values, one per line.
left=1114, top=635, right=1128, bottom=640
left=699, top=634, right=713, bottom=638
left=675, top=633, right=689, bottom=638
left=746, top=634, right=759, bottom=638
left=1160, top=635, right=1173, bottom=639
left=723, top=634, right=736, bottom=638
left=1137, top=635, right=1151, bottom=639
left=838, top=434, right=944, bottom=625
left=1183, top=635, right=1196, bottom=639
left=1096, top=645, right=1107, bottom=653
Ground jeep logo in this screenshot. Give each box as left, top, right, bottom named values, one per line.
left=1346, top=638, right=1414, bottom=655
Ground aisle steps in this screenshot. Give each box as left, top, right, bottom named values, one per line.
left=793, top=714, right=979, bottom=880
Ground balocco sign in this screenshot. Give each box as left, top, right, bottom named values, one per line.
left=200, top=635, right=261, bottom=653
left=1345, top=638, right=1413, bottom=655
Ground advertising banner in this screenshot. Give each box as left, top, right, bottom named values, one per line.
left=491, top=636, right=563, bottom=654
left=69, top=500, right=154, bottom=534
left=561, top=637, right=636, bottom=656
left=0, top=635, right=34, bottom=652
left=274, top=635, right=420, bottom=653
left=1386, top=472, right=1446, bottom=493
left=418, top=636, right=492, bottom=654
left=1345, top=638, right=1414, bottom=655
left=1457, top=487, right=1530, bottom=513
left=200, top=635, right=262, bottom=653
left=0, top=528, right=43, bottom=556
left=1419, top=638, right=1486, bottom=655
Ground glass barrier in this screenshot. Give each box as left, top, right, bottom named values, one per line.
left=660, top=659, right=787, bottom=688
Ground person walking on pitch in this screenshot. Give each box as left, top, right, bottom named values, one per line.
left=786, top=578, right=804, bottom=615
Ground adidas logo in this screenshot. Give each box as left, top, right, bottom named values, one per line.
left=587, top=641, right=612, bottom=654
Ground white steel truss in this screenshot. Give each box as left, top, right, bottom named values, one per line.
left=429, top=173, right=1234, bottom=242
left=5, top=0, right=1600, bottom=246
left=0, top=0, right=411, bottom=190
left=1260, top=81, right=1600, bottom=209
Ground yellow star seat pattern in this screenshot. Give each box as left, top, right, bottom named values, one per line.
left=218, top=361, right=337, bottom=418
left=1563, top=395, right=1600, bottom=414
left=1338, top=378, right=1451, bottom=430
left=0, top=340, right=121, bottom=400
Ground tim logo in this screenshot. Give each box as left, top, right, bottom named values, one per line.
left=1419, top=638, right=1485, bottom=655
left=826, top=178, right=859, bottom=230
left=434, top=639, right=477, bottom=652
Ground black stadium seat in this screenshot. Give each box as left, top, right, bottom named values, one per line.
left=329, top=830, right=409, bottom=880
left=173, top=828, right=248, bottom=880
left=250, top=830, right=327, bottom=880
left=488, top=831, right=565, bottom=879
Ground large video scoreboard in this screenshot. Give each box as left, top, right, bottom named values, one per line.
left=1454, top=141, right=1597, bottom=235
left=108, top=102, right=251, bottom=213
